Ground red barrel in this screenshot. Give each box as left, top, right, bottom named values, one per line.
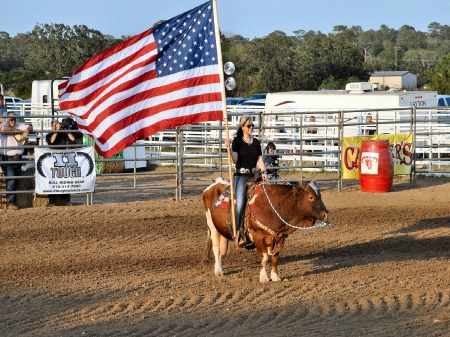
left=358, top=140, right=393, bottom=193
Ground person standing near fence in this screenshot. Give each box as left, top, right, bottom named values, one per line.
left=365, top=113, right=376, bottom=135
left=0, top=112, right=32, bottom=210
left=45, top=118, right=76, bottom=206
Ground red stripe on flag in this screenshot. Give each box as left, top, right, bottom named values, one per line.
left=63, top=46, right=156, bottom=104
left=60, top=64, right=157, bottom=114
left=66, top=28, right=154, bottom=82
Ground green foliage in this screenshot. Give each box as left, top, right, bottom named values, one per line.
left=28, top=23, right=113, bottom=78
left=2, top=21, right=450, bottom=97
left=318, top=75, right=364, bottom=90
left=318, top=76, right=341, bottom=90
left=371, top=41, right=384, bottom=56
left=2, top=68, right=48, bottom=98
left=425, top=54, right=450, bottom=94
left=0, top=23, right=124, bottom=94
left=295, top=35, right=369, bottom=90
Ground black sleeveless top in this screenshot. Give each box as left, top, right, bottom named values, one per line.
left=231, top=136, right=262, bottom=173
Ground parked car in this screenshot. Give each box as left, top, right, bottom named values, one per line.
left=437, top=94, right=450, bottom=107
left=3, top=96, right=23, bottom=111
left=15, top=99, right=31, bottom=116
left=239, top=98, right=266, bottom=106
left=226, top=97, right=246, bottom=106
left=3, top=96, right=22, bottom=107
left=437, top=95, right=450, bottom=123
left=235, top=98, right=248, bottom=105
left=248, top=93, right=267, bottom=101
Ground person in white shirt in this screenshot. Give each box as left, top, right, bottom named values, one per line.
left=0, top=112, right=32, bottom=210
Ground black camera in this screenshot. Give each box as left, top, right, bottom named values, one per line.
left=59, top=117, right=76, bottom=130
left=270, top=156, right=280, bottom=167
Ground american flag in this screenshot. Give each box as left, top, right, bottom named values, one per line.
left=59, top=0, right=223, bottom=158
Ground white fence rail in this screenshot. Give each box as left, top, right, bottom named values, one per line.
left=1, top=104, right=450, bottom=206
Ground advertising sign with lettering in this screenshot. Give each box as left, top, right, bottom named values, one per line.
left=342, top=133, right=413, bottom=179
left=35, top=147, right=96, bottom=194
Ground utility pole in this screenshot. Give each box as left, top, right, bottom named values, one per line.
left=395, top=46, right=400, bottom=71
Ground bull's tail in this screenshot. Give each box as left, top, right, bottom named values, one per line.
left=204, top=228, right=213, bottom=262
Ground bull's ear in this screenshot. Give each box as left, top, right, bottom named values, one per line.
left=292, top=185, right=305, bottom=197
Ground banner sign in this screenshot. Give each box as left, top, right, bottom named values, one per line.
left=35, top=147, right=96, bottom=194
left=341, top=133, right=413, bottom=179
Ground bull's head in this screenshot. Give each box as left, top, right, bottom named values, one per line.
left=302, top=180, right=329, bottom=225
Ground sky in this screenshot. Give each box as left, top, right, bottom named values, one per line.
left=2, top=0, right=449, bottom=39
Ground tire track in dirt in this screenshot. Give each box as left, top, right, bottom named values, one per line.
left=2, top=267, right=450, bottom=336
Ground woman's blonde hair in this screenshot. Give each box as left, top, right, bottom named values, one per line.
left=239, top=115, right=252, bottom=127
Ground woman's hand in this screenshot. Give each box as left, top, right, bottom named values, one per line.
left=262, top=171, right=268, bottom=182
left=225, top=138, right=232, bottom=153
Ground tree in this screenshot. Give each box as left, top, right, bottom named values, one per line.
left=371, top=41, right=384, bottom=57
left=318, top=75, right=341, bottom=90
left=397, top=25, right=427, bottom=50
left=2, top=68, right=48, bottom=98
left=0, top=31, right=10, bottom=40
left=296, top=35, right=369, bottom=90
left=0, top=33, right=34, bottom=93
left=28, top=23, right=113, bottom=78
left=227, top=31, right=298, bottom=96
left=293, top=29, right=324, bottom=44
left=425, top=54, right=450, bottom=94
left=331, top=25, right=358, bottom=44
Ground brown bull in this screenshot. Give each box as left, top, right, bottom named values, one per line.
left=203, top=177, right=329, bottom=283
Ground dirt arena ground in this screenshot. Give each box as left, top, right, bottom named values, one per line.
left=1, top=173, right=449, bottom=336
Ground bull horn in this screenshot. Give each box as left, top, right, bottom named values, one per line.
left=308, top=180, right=318, bottom=195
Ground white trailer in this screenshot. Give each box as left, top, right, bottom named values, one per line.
left=265, top=84, right=438, bottom=136
left=31, top=78, right=68, bottom=107
left=265, top=87, right=438, bottom=111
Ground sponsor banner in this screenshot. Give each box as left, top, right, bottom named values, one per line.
left=35, top=147, right=96, bottom=194
left=342, top=133, right=413, bottom=179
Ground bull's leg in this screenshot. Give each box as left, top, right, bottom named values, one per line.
left=270, top=254, right=281, bottom=282
left=259, top=251, right=270, bottom=283
left=220, top=236, right=231, bottom=256
left=205, top=209, right=223, bottom=276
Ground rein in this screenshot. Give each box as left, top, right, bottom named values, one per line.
left=261, top=182, right=333, bottom=231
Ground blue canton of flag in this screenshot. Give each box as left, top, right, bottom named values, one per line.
left=153, top=2, right=217, bottom=77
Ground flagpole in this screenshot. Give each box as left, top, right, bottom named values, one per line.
left=212, top=0, right=237, bottom=240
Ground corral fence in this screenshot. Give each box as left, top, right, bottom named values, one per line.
left=1, top=102, right=450, bottom=207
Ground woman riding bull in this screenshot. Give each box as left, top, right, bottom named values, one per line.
left=225, top=115, right=268, bottom=248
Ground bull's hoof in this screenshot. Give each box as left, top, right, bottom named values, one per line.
left=244, top=242, right=255, bottom=250
left=259, top=269, right=270, bottom=283
left=236, top=234, right=255, bottom=250
left=271, top=271, right=281, bottom=282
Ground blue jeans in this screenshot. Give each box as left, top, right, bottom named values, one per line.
left=233, top=175, right=251, bottom=231
left=0, top=156, right=21, bottom=205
